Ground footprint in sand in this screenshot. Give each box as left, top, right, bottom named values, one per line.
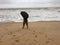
left=15, top=39, right=19, bottom=42
left=8, top=32, right=13, bottom=35
left=39, top=32, right=44, bottom=35
left=46, top=40, right=50, bottom=44
left=0, top=40, right=2, bottom=43
left=32, top=32, right=35, bottom=35
left=33, top=31, right=35, bottom=32
left=46, top=38, right=52, bottom=44
left=48, top=38, right=53, bottom=41
left=33, top=39, right=37, bottom=42
left=0, top=35, right=3, bottom=38
left=11, top=35, right=16, bottom=39
left=15, top=29, right=21, bottom=32
left=13, top=35, right=16, bottom=37
left=35, top=35, right=38, bottom=38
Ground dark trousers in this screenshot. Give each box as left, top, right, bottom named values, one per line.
left=23, top=18, right=28, bottom=29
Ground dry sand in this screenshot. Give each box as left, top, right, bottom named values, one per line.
left=0, top=21, right=60, bottom=45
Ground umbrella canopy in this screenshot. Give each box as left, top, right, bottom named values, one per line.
left=20, top=11, right=29, bottom=18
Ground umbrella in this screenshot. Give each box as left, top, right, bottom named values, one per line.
left=20, top=11, right=29, bottom=18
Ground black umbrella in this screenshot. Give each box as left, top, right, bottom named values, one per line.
left=20, top=11, right=29, bottom=18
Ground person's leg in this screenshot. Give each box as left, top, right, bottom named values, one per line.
left=22, top=19, right=25, bottom=29
left=26, top=19, right=28, bottom=29
left=22, top=22, right=25, bottom=29
left=26, top=22, right=28, bottom=29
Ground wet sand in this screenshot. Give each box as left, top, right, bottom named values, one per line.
left=0, top=21, right=60, bottom=45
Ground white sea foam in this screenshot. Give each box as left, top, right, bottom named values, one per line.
left=0, top=8, right=60, bottom=22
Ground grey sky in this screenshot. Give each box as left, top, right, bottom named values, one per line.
left=0, top=0, right=60, bottom=4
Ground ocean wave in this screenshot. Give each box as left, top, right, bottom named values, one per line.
left=0, top=8, right=60, bottom=22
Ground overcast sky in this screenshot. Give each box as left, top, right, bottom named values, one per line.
left=0, top=0, right=60, bottom=4
left=0, top=0, right=60, bottom=8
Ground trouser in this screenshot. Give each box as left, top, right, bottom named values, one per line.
left=23, top=18, right=28, bottom=29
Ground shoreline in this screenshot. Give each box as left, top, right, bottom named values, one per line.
left=0, top=21, right=60, bottom=23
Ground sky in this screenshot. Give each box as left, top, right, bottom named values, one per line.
left=0, top=0, right=60, bottom=8
left=0, top=0, right=60, bottom=4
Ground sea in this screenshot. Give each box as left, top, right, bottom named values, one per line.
left=0, top=8, right=60, bottom=22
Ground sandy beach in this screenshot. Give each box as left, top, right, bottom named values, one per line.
left=0, top=21, right=60, bottom=45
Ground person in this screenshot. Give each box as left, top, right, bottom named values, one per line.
left=20, top=11, right=29, bottom=29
